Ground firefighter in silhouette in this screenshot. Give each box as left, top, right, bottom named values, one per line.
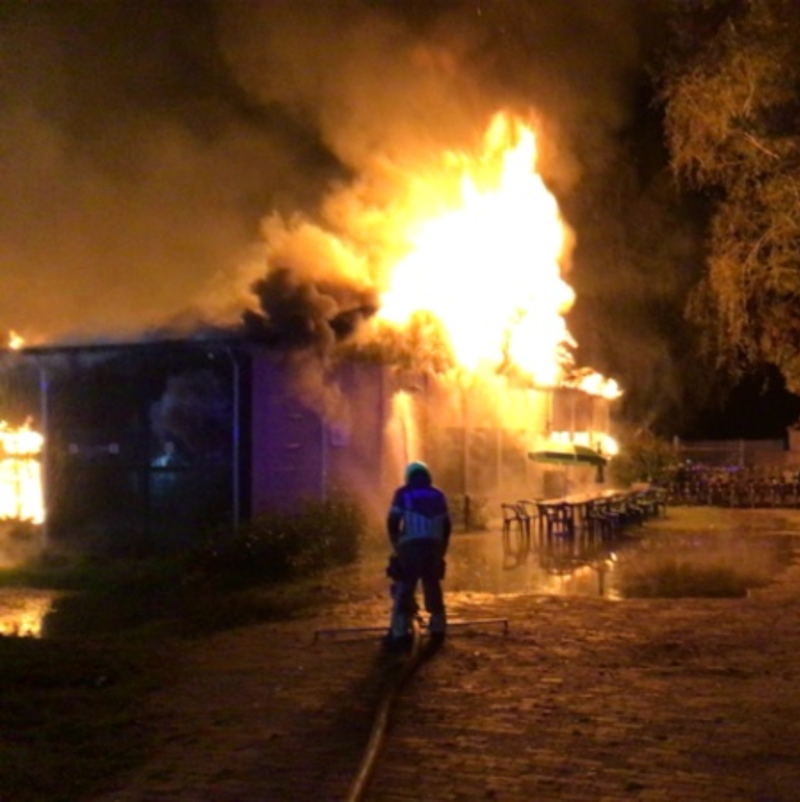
left=384, top=461, right=452, bottom=651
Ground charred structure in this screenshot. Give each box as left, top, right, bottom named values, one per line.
left=1, top=338, right=613, bottom=556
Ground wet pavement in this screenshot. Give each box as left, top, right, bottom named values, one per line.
left=84, top=506, right=800, bottom=801
left=5, top=505, right=798, bottom=640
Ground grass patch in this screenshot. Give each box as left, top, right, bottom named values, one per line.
left=0, top=553, right=360, bottom=798
left=0, top=567, right=346, bottom=799
left=0, top=557, right=360, bottom=799
left=0, top=553, right=187, bottom=593
left=619, top=561, right=765, bottom=598
left=0, top=496, right=376, bottom=796
left=617, top=535, right=778, bottom=598
left=174, top=573, right=346, bottom=636
left=0, top=499, right=372, bottom=798
left=0, top=634, right=170, bottom=802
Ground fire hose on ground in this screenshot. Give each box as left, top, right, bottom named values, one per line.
left=344, top=617, right=424, bottom=802
left=313, top=616, right=509, bottom=802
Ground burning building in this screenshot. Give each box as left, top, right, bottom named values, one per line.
left=0, top=338, right=615, bottom=556
left=0, top=112, right=621, bottom=555
left=243, top=110, right=621, bottom=516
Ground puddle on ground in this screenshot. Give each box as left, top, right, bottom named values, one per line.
left=443, top=528, right=797, bottom=601
left=0, top=588, right=60, bottom=637
left=354, top=521, right=800, bottom=603
left=0, top=586, right=184, bottom=640
left=612, top=530, right=797, bottom=598
left=2, top=524, right=798, bottom=638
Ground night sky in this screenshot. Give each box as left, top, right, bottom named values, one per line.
left=1, top=0, right=797, bottom=439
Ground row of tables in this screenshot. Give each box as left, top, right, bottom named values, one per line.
left=503, top=487, right=667, bottom=540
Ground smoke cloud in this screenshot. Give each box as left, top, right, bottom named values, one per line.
left=0, top=0, right=342, bottom=341
left=1, top=0, right=684, bottom=425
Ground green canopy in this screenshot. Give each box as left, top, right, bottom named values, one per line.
left=528, top=444, right=607, bottom=467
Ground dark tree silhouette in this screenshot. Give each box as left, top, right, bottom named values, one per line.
left=660, top=0, right=800, bottom=395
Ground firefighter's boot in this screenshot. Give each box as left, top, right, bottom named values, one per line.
left=429, top=610, right=447, bottom=645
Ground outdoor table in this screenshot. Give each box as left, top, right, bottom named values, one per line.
left=535, top=490, right=633, bottom=538
left=535, top=500, right=575, bottom=537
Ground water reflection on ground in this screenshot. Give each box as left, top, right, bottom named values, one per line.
left=0, top=588, right=60, bottom=637
left=445, top=529, right=619, bottom=599
left=451, top=526, right=798, bottom=600
left=3, top=509, right=800, bottom=638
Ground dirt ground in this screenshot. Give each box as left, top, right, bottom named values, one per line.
left=88, top=507, right=800, bottom=801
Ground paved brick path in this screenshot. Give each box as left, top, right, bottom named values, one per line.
left=93, top=509, right=800, bottom=801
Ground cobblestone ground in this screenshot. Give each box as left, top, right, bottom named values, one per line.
left=93, top=509, right=800, bottom=801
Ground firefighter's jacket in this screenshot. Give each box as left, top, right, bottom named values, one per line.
left=387, top=482, right=451, bottom=552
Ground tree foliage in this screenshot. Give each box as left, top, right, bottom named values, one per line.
left=609, top=428, right=679, bottom=487
left=660, top=0, right=800, bottom=393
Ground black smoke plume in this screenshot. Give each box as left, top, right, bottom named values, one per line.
left=2, top=0, right=693, bottom=430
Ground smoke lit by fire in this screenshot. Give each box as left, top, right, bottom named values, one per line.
left=254, top=110, right=620, bottom=400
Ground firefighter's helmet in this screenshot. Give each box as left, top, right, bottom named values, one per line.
left=404, top=461, right=430, bottom=484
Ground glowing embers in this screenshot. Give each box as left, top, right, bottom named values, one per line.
left=0, top=419, right=45, bottom=524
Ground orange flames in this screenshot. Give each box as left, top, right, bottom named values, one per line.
left=373, top=112, right=619, bottom=398
left=0, top=419, right=45, bottom=524
left=1, top=335, right=46, bottom=525
left=258, top=110, right=620, bottom=400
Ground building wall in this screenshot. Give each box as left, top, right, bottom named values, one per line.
left=381, top=375, right=612, bottom=524
left=248, top=352, right=391, bottom=521
left=249, top=352, right=324, bottom=514
left=2, top=343, right=237, bottom=556
left=247, top=353, right=615, bottom=527
left=324, top=361, right=392, bottom=521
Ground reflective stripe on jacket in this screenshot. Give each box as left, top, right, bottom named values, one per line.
left=389, top=486, right=450, bottom=547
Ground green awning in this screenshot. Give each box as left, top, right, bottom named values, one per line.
left=528, top=444, right=607, bottom=467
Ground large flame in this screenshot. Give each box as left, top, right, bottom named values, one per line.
left=0, top=419, right=45, bottom=524
left=257, top=110, right=620, bottom=399
left=375, top=111, right=619, bottom=398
